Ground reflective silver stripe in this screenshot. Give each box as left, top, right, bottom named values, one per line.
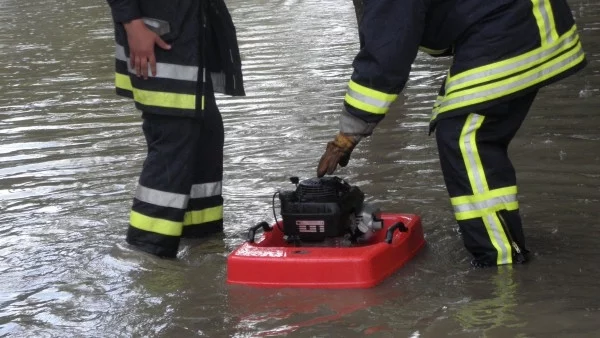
left=136, top=185, right=189, bottom=209
left=486, top=214, right=510, bottom=264
left=115, top=44, right=198, bottom=82
left=346, top=86, right=394, bottom=109
left=439, top=46, right=584, bottom=110
left=453, top=194, right=518, bottom=214
left=445, top=32, right=577, bottom=93
left=190, top=181, right=222, bottom=199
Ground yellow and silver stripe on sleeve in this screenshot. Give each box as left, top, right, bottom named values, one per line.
left=344, top=80, right=398, bottom=115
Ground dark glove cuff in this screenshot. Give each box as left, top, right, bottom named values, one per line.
left=339, top=106, right=378, bottom=136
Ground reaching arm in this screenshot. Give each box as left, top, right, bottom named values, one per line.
left=341, top=0, right=430, bottom=136
left=317, top=0, right=430, bottom=177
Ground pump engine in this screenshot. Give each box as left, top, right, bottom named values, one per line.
left=276, top=176, right=383, bottom=244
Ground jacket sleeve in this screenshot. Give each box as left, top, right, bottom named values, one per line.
left=106, top=0, right=142, bottom=23
left=341, top=0, right=430, bottom=135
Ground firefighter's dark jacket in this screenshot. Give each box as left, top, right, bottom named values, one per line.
left=342, top=0, right=587, bottom=131
left=107, top=0, right=245, bottom=118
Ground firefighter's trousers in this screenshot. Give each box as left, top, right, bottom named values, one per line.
left=126, top=96, right=224, bottom=258
left=435, top=91, right=538, bottom=266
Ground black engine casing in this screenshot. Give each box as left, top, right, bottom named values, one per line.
left=278, top=177, right=364, bottom=242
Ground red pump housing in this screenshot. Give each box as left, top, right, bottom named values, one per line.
left=227, top=213, right=425, bottom=289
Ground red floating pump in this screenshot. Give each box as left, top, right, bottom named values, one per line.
left=226, top=177, right=426, bottom=289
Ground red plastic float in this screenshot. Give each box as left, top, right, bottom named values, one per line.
left=227, top=213, right=425, bottom=289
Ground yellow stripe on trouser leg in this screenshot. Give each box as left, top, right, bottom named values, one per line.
left=531, top=0, right=559, bottom=45
left=459, top=114, right=489, bottom=193
left=183, top=205, right=223, bottom=226
left=459, top=114, right=512, bottom=265
left=130, top=210, right=183, bottom=237
left=543, top=0, right=559, bottom=41
left=452, top=186, right=520, bottom=220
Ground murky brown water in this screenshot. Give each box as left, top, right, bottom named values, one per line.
left=1, top=0, right=599, bottom=337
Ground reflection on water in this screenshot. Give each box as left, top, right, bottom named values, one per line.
left=1, top=0, right=599, bottom=337
left=453, top=268, right=523, bottom=335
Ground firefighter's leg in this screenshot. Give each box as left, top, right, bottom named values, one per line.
left=435, top=91, right=537, bottom=266
left=126, top=114, right=198, bottom=258
left=182, top=92, right=225, bottom=238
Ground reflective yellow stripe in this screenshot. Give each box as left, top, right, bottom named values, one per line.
left=459, top=114, right=488, bottom=193
left=134, top=88, right=196, bottom=110
left=531, top=0, right=559, bottom=45
left=544, top=0, right=559, bottom=41
left=344, top=80, right=398, bottom=115
left=433, top=40, right=584, bottom=116
left=183, top=205, right=223, bottom=226
left=454, top=201, right=519, bottom=220
left=116, top=72, right=132, bottom=91
left=531, top=0, right=549, bottom=45
left=483, top=215, right=513, bottom=265
left=130, top=210, right=182, bottom=237
left=115, top=72, right=196, bottom=110
left=452, top=188, right=519, bottom=220
left=445, top=27, right=578, bottom=94
left=451, top=186, right=518, bottom=206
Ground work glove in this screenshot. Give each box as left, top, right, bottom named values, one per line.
left=317, top=132, right=362, bottom=177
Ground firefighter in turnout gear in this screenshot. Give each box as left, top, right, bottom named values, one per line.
left=317, top=0, right=586, bottom=267
left=107, top=0, right=245, bottom=258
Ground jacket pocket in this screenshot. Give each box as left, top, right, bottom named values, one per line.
left=139, top=0, right=191, bottom=42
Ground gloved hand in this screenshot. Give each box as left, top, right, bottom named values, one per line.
left=317, top=132, right=362, bottom=177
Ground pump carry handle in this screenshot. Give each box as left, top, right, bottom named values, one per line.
left=247, top=221, right=272, bottom=243
left=385, top=221, right=408, bottom=244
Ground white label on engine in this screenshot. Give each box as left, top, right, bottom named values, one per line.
left=296, top=220, right=324, bottom=226
left=296, top=220, right=325, bottom=233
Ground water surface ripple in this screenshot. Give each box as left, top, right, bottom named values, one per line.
left=1, top=0, right=599, bottom=337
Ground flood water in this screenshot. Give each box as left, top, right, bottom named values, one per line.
left=1, top=0, right=599, bottom=337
